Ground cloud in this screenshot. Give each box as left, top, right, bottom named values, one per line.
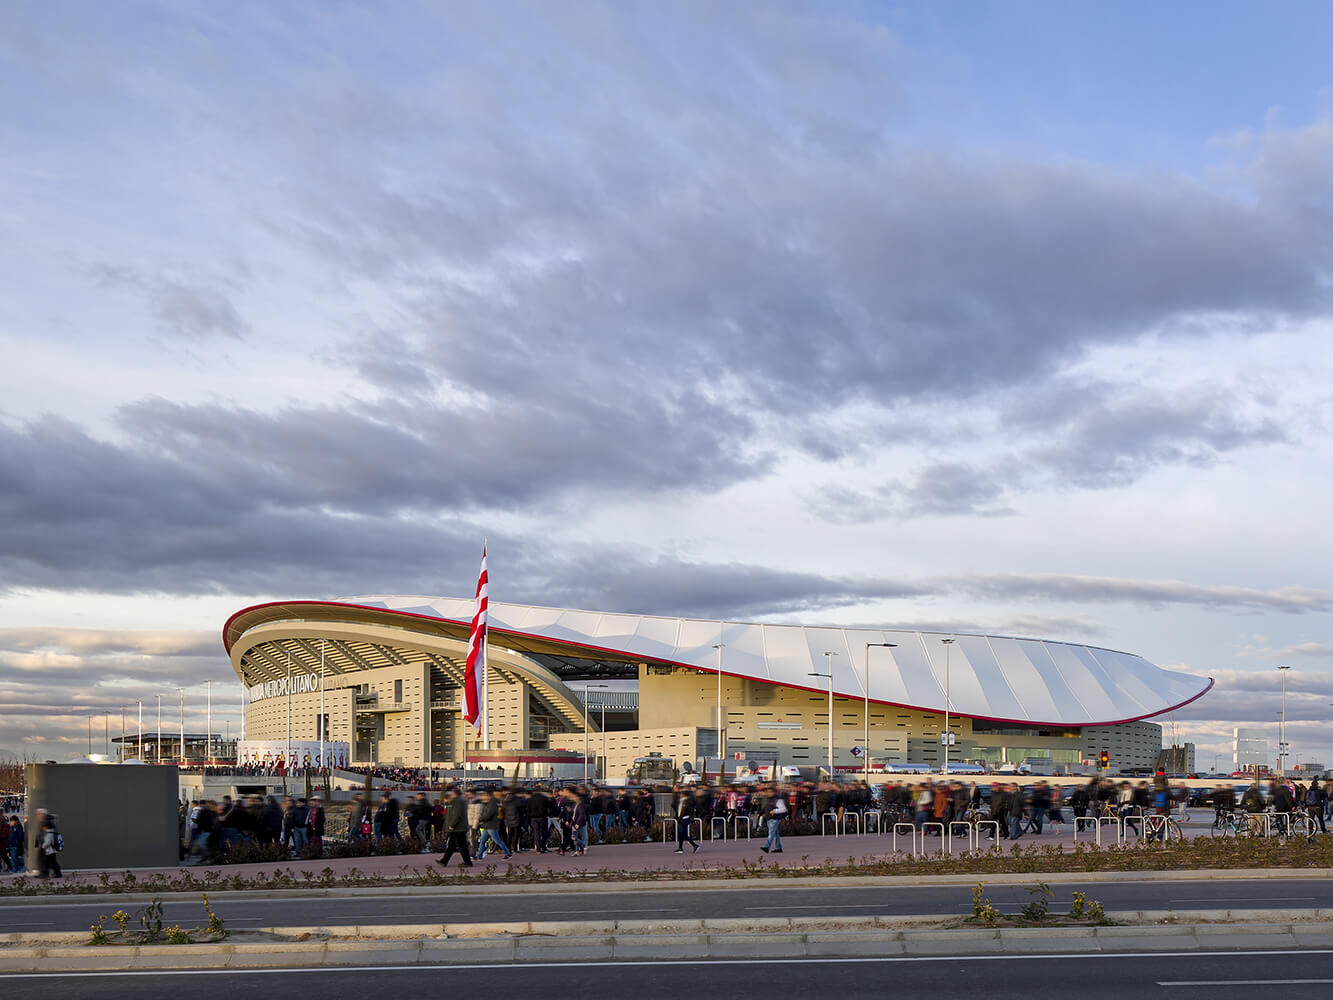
left=808, top=379, right=1295, bottom=520
left=939, top=574, right=1332, bottom=614
left=89, top=265, right=248, bottom=342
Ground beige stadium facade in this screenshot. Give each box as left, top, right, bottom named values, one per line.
left=224, top=597, right=1213, bottom=778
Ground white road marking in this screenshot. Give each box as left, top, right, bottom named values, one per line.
left=1158, top=980, right=1333, bottom=987
left=1168, top=897, right=1317, bottom=903
left=2, top=949, right=1332, bottom=978
left=746, top=904, right=886, bottom=910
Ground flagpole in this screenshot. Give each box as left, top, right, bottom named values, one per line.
left=481, top=538, right=490, bottom=751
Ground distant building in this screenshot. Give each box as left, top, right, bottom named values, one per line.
left=1233, top=728, right=1268, bottom=770
left=1155, top=743, right=1196, bottom=773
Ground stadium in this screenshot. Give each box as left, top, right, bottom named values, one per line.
left=224, top=596, right=1214, bottom=777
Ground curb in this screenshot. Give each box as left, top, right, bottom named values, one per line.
left=4, top=913, right=1333, bottom=970
left=2, top=867, right=1330, bottom=908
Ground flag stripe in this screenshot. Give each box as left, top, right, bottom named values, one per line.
left=463, top=545, right=488, bottom=731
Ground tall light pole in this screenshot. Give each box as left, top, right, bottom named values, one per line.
left=810, top=651, right=837, bottom=779
left=941, top=638, right=956, bottom=776
left=120, top=705, right=125, bottom=761
left=177, top=688, right=185, bottom=764
left=137, top=700, right=144, bottom=761
left=863, top=642, right=897, bottom=786
left=712, top=640, right=725, bottom=770
left=1278, top=665, right=1291, bottom=776
left=86, top=716, right=92, bottom=756
left=206, top=679, right=214, bottom=765
left=582, top=682, right=608, bottom=784
left=156, top=694, right=162, bottom=764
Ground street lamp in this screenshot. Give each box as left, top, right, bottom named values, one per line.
left=1278, top=665, right=1290, bottom=776
left=941, top=638, right=956, bottom=776
left=177, top=688, right=185, bottom=764
left=582, top=682, right=608, bottom=785
left=810, top=651, right=837, bottom=779
left=712, top=641, right=725, bottom=770
left=863, top=642, right=897, bottom=786
left=156, top=694, right=162, bottom=764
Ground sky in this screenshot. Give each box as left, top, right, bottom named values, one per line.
left=2, top=0, right=1332, bottom=768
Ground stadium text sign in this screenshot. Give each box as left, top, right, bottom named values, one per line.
left=248, top=673, right=321, bottom=703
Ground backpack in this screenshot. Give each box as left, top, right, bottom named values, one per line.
left=1306, top=787, right=1320, bottom=806
left=54, top=832, right=64, bottom=853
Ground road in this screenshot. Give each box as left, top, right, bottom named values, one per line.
left=1, top=951, right=1331, bottom=999
left=1, top=875, right=1331, bottom=933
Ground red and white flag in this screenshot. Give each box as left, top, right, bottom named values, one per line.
left=463, top=543, right=488, bottom=732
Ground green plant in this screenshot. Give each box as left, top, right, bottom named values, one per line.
left=111, top=909, right=130, bottom=933
left=1068, top=890, right=1086, bottom=920
left=89, top=914, right=109, bottom=945
left=165, top=924, right=190, bottom=944
left=1087, top=899, right=1109, bottom=924
left=1020, top=881, right=1053, bottom=922
left=138, top=898, right=164, bottom=942
left=971, top=882, right=1000, bottom=925
left=201, top=893, right=226, bottom=936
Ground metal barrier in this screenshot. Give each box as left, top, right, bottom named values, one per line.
left=710, top=816, right=728, bottom=841
left=660, top=817, right=676, bottom=843
left=820, top=812, right=840, bottom=837
left=1073, top=816, right=1099, bottom=843
left=974, top=820, right=1000, bottom=847
left=862, top=809, right=883, bottom=834
left=947, top=821, right=974, bottom=853
left=892, top=822, right=919, bottom=857
left=1098, top=816, right=1124, bottom=845
left=729, top=814, right=753, bottom=840
left=921, top=821, right=946, bottom=853
left=842, top=812, right=861, bottom=836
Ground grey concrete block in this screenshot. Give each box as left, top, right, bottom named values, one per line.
left=1091, top=925, right=1194, bottom=951
left=703, top=917, right=788, bottom=932
left=31, top=947, right=138, bottom=971
left=997, top=928, right=1098, bottom=953
left=515, top=935, right=615, bottom=962
left=325, top=940, right=423, bottom=965
left=901, top=929, right=1003, bottom=955
left=419, top=938, right=517, bottom=964
left=0, top=948, right=44, bottom=972
left=523, top=920, right=613, bottom=938
left=707, top=933, right=804, bottom=959
left=613, top=934, right=710, bottom=960
left=226, top=942, right=327, bottom=967
left=353, top=924, right=441, bottom=939
left=803, top=932, right=905, bottom=957
left=129, top=945, right=235, bottom=969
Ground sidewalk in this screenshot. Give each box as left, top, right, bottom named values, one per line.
left=7, top=821, right=1208, bottom=887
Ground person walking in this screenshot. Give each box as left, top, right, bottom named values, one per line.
left=673, top=786, right=700, bottom=854
left=758, top=784, right=786, bottom=854
left=37, top=815, right=62, bottom=879
left=5, top=815, right=23, bottom=874
left=528, top=787, right=550, bottom=853
left=436, top=788, right=473, bottom=869
left=1304, top=778, right=1327, bottom=834
left=476, top=789, right=513, bottom=860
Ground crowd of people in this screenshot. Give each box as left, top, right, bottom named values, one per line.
left=0, top=808, right=61, bottom=878
left=182, top=794, right=327, bottom=861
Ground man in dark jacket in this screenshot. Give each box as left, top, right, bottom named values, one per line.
left=476, top=789, right=512, bottom=860
left=436, top=788, right=473, bottom=869
left=501, top=790, right=525, bottom=852
left=528, top=788, right=550, bottom=853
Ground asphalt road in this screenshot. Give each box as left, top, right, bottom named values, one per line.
left=2, top=951, right=1332, bottom=1000
left=1, top=876, right=1332, bottom=933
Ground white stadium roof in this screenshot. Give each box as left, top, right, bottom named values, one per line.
left=226, top=595, right=1211, bottom=728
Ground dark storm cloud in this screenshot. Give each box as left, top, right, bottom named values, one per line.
left=809, top=380, right=1292, bottom=520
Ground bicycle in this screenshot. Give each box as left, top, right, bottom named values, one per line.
left=1210, top=809, right=1246, bottom=838
left=1143, top=813, right=1182, bottom=843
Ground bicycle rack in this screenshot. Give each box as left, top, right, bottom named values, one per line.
left=820, top=813, right=840, bottom=837
left=729, top=814, right=753, bottom=839
left=1073, top=816, right=1099, bottom=843
left=862, top=809, right=883, bottom=834
left=660, top=817, right=676, bottom=843
left=842, top=812, right=861, bottom=836
left=973, top=820, right=1000, bottom=848
left=892, top=822, right=919, bottom=857
left=710, top=816, right=728, bottom=841
left=921, top=821, right=946, bottom=853
left=947, top=821, right=974, bottom=853
left=1098, top=816, right=1123, bottom=845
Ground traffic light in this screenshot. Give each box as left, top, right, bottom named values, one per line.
left=1098, top=750, right=1110, bottom=769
